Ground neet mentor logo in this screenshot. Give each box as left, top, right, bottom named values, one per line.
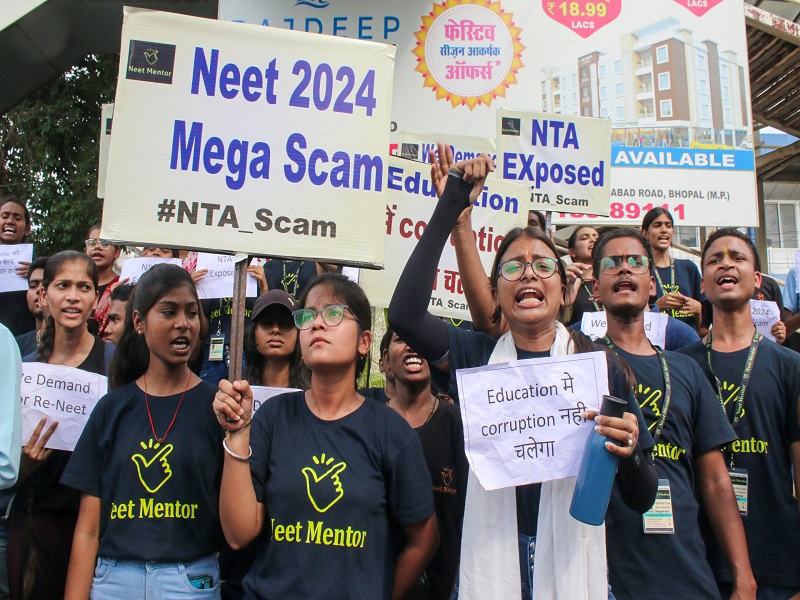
left=501, top=117, right=521, bottom=136
left=126, top=40, right=176, bottom=84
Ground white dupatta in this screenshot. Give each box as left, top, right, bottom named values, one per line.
left=457, top=322, right=608, bottom=600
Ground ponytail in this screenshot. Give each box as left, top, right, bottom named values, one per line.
left=36, top=316, right=56, bottom=363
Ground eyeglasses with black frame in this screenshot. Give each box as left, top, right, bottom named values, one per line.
left=497, top=257, right=558, bottom=281
left=85, top=238, right=112, bottom=249
left=597, top=255, right=650, bottom=275
left=293, top=304, right=354, bottom=330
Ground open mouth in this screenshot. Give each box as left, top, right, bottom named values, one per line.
left=2, top=225, right=17, bottom=235
left=716, top=274, right=738, bottom=290
left=613, top=280, right=637, bottom=293
left=404, top=355, right=424, bottom=373
left=516, top=287, right=544, bottom=306
left=171, top=336, right=190, bottom=351
left=62, top=307, right=82, bottom=315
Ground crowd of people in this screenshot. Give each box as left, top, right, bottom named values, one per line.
left=0, top=149, right=797, bottom=600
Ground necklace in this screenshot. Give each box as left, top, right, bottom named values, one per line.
left=143, top=372, right=192, bottom=443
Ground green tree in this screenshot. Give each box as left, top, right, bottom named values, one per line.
left=0, top=54, right=118, bottom=256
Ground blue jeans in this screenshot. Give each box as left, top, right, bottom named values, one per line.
left=90, top=554, right=220, bottom=599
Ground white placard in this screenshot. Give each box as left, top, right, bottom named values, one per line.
left=251, top=385, right=301, bottom=415
left=497, top=110, right=611, bottom=216
left=580, top=310, right=669, bottom=349
left=750, top=299, right=780, bottom=343
left=101, top=8, right=395, bottom=266
left=360, top=155, right=528, bottom=320
left=398, top=132, right=496, bottom=164
left=195, top=253, right=258, bottom=299
left=0, top=244, right=33, bottom=293
left=20, top=363, right=108, bottom=452
left=119, top=257, right=183, bottom=286
left=456, top=351, right=608, bottom=491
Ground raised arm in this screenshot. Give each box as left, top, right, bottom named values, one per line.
left=388, top=154, right=493, bottom=368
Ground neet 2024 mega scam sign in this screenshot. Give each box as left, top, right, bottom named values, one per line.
left=360, top=155, right=528, bottom=321
left=101, top=8, right=395, bottom=266
left=221, top=0, right=757, bottom=227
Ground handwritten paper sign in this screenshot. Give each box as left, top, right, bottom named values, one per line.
left=195, top=253, right=258, bottom=299
left=456, top=351, right=608, bottom=490
left=251, top=386, right=301, bottom=415
left=0, top=244, right=33, bottom=293
left=750, top=299, right=780, bottom=342
left=119, top=257, right=184, bottom=286
left=20, top=363, right=108, bottom=452
left=580, top=310, right=669, bottom=349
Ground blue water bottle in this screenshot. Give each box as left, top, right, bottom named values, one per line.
left=570, top=395, right=628, bottom=526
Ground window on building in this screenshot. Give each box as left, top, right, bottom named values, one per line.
left=658, top=72, right=671, bottom=91
left=572, top=74, right=576, bottom=85
left=723, top=85, right=730, bottom=99
left=599, top=64, right=606, bottom=77
left=582, top=87, right=590, bottom=101
left=616, top=106, right=625, bottom=120
left=582, top=107, right=592, bottom=117
left=697, top=53, right=707, bottom=71
left=601, top=107, right=609, bottom=119
left=600, top=86, right=608, bottom=100
left=573, top=93, right=578, bottom=104
left=614, top=59, right=622, bottom=74
left=699, top=79, right=708, bottom=94
left=766, top=202, right=800, bottom=249
left=701, top=104, right=710, bottom=119
left=675, top=227, right=700, bottom=248
left=724, top=108, right=732, bottom=122
left=656, top=46, right=669, bottom=64
left=615, top=83, right=623, bottom=97
left=660, top=99, right=673, bottom=118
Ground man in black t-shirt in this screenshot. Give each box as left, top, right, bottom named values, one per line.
left=679, top=228, right=800, bottom=598
left=592, top=228, right=755, bottom=600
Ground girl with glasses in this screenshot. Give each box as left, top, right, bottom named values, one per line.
left=62, top=263, right=224, bottom=599
left=388, top=154, right=658, bottom=600
left=213, top=273, right=438, bottom=600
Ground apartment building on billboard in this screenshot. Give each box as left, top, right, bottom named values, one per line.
left=541, top=19, right=751, bottom=150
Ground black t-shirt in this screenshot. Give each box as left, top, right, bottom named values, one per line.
left=61, top=380, right=224, bottom=562
left=16, top=336, right=107, bottom=516
left=567, top=281, right=600, bottom=326
left=606, top=347, right=736, bottom=600
left=433, top=325, right=653, bottom=537
left=245, top=391, right=435, bottom=600
left=199, top=297, right=256, bottom=386
left=679, top=339, right=800, bottom=587
left=358, top=387, right=390, bottom=404
left=15, top=329, right=37, bottom=357
left=701, top=275, right=785, bottom=330
left=650, top=258, right=703, bottom=328
left=0, top=290, right=35, bottom=337
left=263, top=260, right=318, bottom=300
left=415, top=400, right=468, bottom=600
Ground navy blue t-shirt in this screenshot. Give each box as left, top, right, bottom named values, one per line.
left=61, top=380, right=224, bottom=561
left=679, top=338, right=800, bottom=588
left=263, top=260, right=318, bottom=300
left=650, top=258, right=703, bottom=328
left=605, top=347, right=735, bottom=600
left=432, top=325, right=653, bottom=537
left=244, top=391, right=435, bottom=600
left=199, top=297, right=255, bottom=386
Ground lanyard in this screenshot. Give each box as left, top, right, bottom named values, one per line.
left=653, top=257, right=674, bottom=297
left=582, top=281, right=600, bottom=311
left=705, top=329, right=760, bottom=430
left=602, top=338, right=671, bottom=450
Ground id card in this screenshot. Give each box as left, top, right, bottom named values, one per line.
left=729, top=468, right=748, bottom=516
left=642, top=479, right=675, bottom=534
left=209, top=336, right=225, bottom=361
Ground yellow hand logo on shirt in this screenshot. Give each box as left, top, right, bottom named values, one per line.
left=302, top=453, right=346, bottom=513
left=132, top=439, right=174, bottom=494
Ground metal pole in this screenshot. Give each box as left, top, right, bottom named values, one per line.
left=228, top=256, right=248, bottom=382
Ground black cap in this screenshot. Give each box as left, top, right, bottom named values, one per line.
left=251, top=289, right=297, bottom=321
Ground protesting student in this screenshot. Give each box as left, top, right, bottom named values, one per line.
left=7, top=251, right=108, bottom=600
left=85, top=225, right=120, bottom=298
left=564, top=226, right=601, bottom=326
left=590, top=229, right=755, bottom=600
left=15, top=256, right=48, bottom=356
left=383, top=326, right=467, bottom=600
left=388, top=155, right=657, bottom=599
left=100, top=283, right=133, bottom=346
left=641, top=208, right=703, bottom=329
left=0, top=196, right=35, bottom=337
left=242, top=289, right=306, bottom=389
left=62, top=263, right=224, bottom=599
left=214, top=273, right=438, bottom=600
left=679, top=228, right=800, bottom=599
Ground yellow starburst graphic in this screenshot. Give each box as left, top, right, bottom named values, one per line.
left=412, top=0, right=525, bottom=110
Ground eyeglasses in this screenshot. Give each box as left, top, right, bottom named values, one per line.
left=598, top=255, right=650, bottom=275
left=293, top=304, right=354, bottom=330
left=498, top=258, right=558, bottom=281
left=85, top=238, right=112, bottom=249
